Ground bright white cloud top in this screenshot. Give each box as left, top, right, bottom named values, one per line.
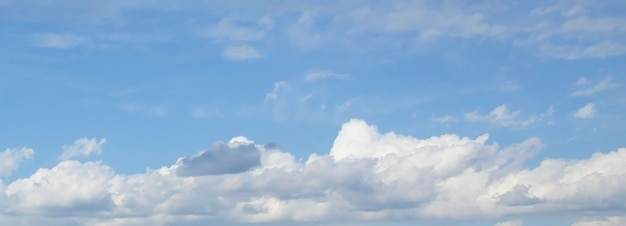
left=1, top=119, right=626, bottom=225
left=0, top=0, right=625, bottom=225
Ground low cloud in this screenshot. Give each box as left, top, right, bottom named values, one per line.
left=59, top=138, right=106, bottom=160
left=0, top=148, right=34, bottom=177
left=1, top=119, right=626, bottom=225
left=175, top=136, right=261, bottom=176
left=573, top=103, right=596, bottom=119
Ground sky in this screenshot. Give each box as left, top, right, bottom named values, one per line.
left=1, top=0, right=626, bottom=225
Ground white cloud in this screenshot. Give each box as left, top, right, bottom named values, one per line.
left=33, top=33, right=86, bottom=49
left=432, top=115, right=457, bottom=123
left=264, top=81, right=287, bottom=102
left=59, top=138, right=106, bottom=160
left=576, top=77, right=587, bottom=86
left=2, top=119, right=626, bottom=225
left=0, top=148, right=34, bottom=177
left=573, top=216, right=626, bottom=226
left=223, top=45, right=262, bottom=60
left=201, top=18, right=266, bottom=41
left=465, top=105, right=553, bottom=128
left=495, top=220, right=524, bottom=226
left=573, top=103, right=596, bottom=119
left=304, top=71, right=349, bottom=81
left=571, top=77, right=616, bottom=96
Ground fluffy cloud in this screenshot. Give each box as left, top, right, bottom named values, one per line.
left=59, top=138, right=106, bottom=160
left=175, top=136, right=261, bottom=176
left=0, top=147, right=34, bottom=177
left=573, top=103, right=596, bottom=119
left=1, top=119, right=626, bottom=225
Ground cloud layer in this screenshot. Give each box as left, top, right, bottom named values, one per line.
left=1, top=119, right=625, bottom=225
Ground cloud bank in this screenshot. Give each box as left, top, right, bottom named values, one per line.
left=1, top=119, right=625, bottom=225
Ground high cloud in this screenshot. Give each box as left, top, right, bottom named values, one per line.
left=223, top=45, right=263, bottom=60
left=571, top=76, right=616, bottom=96
left=465, top=105, right=553, bottom=128
left=1, top=119, right=626, bottom=225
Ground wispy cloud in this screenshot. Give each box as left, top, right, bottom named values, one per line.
left=571, top=76, right=616, bottom=96
left=59, top=138, right=106, bottom=160
left=33, top=33, right=87, bottom=49
left=200, top=18, right=267, bottom=41
left=432, top=115, right=457, bottom=123
left=223, top=45, right=263, bottom=60
left=465, top=105, right=554, bottom=128
left=304, top=71, right=349, bottom=82
left=265, top=81, right=287, bottom=102
left=573, top=103, right=596, bottom=119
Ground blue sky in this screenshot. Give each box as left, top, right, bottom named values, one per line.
left=1, top=0, right=625, bottom=225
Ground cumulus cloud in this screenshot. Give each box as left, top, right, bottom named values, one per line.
left=223, top=45, right=262, bottom=60
left=465, top=105, right=553, bottom=128
left=59, top=138, right=106, bottom=160
left=175, top=136, right=261, bottom=176
left=573, top=103, right=596, bottom=119
left=0, top=148, right=34, bottom=177
left=1, top=119, right=626, bottom=225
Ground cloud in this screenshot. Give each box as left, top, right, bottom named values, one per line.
left=174, top=136, right=261, bottom=176
left=304, top=71, right=349, bottom=81
left=432, top=115, right=457, bottom=123
left=200, top=18, right=266, bottom=41
left=571, top=77, right=616, bottom=96
left=0, top=148, right=34, bottom=177
left=33, top=33, right=86, bottom=49
left=223, top=45, right=262, bottom=60
left=4, top=161, right=115, bottom=216
left=573, top=103, right=596, bottom=119
left=2, top=119, right=626, bottom=225
left=495, top=220, right=524, bottom=226
left=59, top=138, right=106, bottom=160
left=465, top=105, right=553, bottom=128
left=264, top=81, right=287, bottom=102
left=573, top=216, right=626, bottom=226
